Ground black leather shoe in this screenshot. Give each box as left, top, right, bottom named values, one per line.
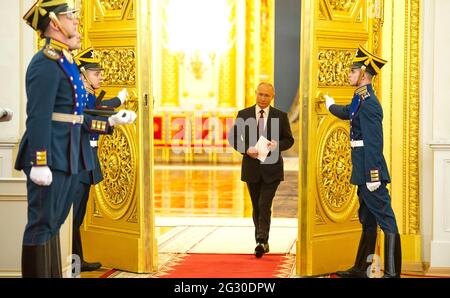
left=336, top=267, right=367, bottom=278
left=254, top=243, right=265, bottom=258
left=80, top=261, right=102, bottom=272
left=263, top=243, right=270, bottom=253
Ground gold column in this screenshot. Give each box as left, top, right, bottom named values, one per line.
left=218, top=45, right=237, bottom=108
left=381, top=0, right=422, bottom=270
left=259, top=0, right=274, bottom=84
left=218, top=2, right=238, bottom=108
left=161, top=10, right=179, bottom=107
left=245, top=0, right=274, bottom=107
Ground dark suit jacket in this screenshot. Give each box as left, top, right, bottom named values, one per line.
left=228, top=105, right=294, bottom=183
left=329, top=84, right=390, bottom=185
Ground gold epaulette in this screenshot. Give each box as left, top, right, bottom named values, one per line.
left=355, top=86, right=370, bottom=100
left=43, top=44, right=61, bottom=60
left=43, top=39, right=72, bottom=62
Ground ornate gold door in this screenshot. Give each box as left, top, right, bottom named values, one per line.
left=297, top=0, right=384, bottom=276
left=79, top=0, right=156, bottom=273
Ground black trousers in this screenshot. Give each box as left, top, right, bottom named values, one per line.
left=72, top=179, right=91, bottom=229
left=246, top=179, right=280, bottom=244
left=71, top=177, right=91, bottom=260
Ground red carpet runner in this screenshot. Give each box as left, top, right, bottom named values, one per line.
left=162, top=254, right=293, bottom=278
left=101, top=253, right=295, bottom=278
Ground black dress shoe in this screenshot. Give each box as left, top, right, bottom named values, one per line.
left=254, top=243, right=265, bottom=258
left=81, top=261, right=102, bottom=272
left=335, top=267, right=367, bottom=278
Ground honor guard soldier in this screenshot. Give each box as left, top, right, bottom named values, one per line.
left=72, top=47, right=134, bottom=272
left=16, top=0, right=83, bottom=278
left=324, top=45, right=401, bottom=278
left=16, top=0, right=135, bottom=278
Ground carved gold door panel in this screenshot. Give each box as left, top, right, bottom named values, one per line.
left=79, top=0, right=156, bottom=273
left=298, top=0, right=384, bottom=276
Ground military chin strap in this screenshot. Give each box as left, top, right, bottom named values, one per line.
left=80, top=67, right=95, bottom=94
left=48, top=11, right=72, bottom=38
left=356, top=65, right=367, bottom=86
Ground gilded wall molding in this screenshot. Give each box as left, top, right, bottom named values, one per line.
left=404, top=0, right=420, bottom=235
left=328, top=0, right=357, bottom=11
left=218, top=1, right=237, bottom=108
left=315, top=209, right=327, bottom=225
left=245, top=0, right=257, bottom=106
left=218, top=49, right=237, bottom=107
left=96, top=47, right=136, bottom=86
left=245, top=0, right=274, bottom=106
left=317, top=126, right=357, bottom=222
left=127, top=205, right=138, bottom=223
left=79, top=0, right=85, bottom=39
left=95, top=127, right=137, bottom=220
left=161, top=50, right=179, bottom=107
left=259, top=0, right=274, bottom=81
left=100, top=0, right=126, bottom=11
left=318, top=49, right=353, bottom=86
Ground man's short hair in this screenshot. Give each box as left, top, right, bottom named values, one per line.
left=256, top=82, right=275, bottom=94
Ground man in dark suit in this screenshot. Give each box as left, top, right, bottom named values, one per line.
left=325, top=45, right=401, bottom=278
left=228, top=82, right=294, bottom=258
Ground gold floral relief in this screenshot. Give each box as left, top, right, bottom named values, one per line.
left=245, top=0, right=257, bottom=105
left=317, top=126, right=357, bottom=222
left=124, top=89, right=139, bottom=112
left=127, top=205, right=138, bottom=223
left=100, top=0, right=126, bottom=10
left=78, top=0, right=85, bottom=38
left=407, top=0, right=420, bottom=234
left=318, top=49, right=353, bottom=86
left=218, top=49, right=236, bottom=107
left=315, top=208, right=327, bottom=225
left=96, top=48, right=136, bottom=86
left=95, top=126, right=137, bottom=220
left=327, top=0, right=357, bottom=11
left=259, top=0, right=274, bottom=79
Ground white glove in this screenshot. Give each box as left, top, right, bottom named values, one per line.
left=108, top=109, right=136, bottom=126
left=366, top=182, right=381, bottom=192
left=117, top=88, right=128, bottom=104
left=324, top=95, right=335, bottom=111
left=129, top=111, right=137, bottom=123
left=30, top=166, right=53, bottom=186
left=0, top=108, right=13, bottom=122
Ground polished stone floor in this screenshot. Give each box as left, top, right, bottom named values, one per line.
left=81, top=159, right=300, bottom=277
left=154, top=158, right=299, bottom=218
left=80, top=159, right=446, bottom=278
